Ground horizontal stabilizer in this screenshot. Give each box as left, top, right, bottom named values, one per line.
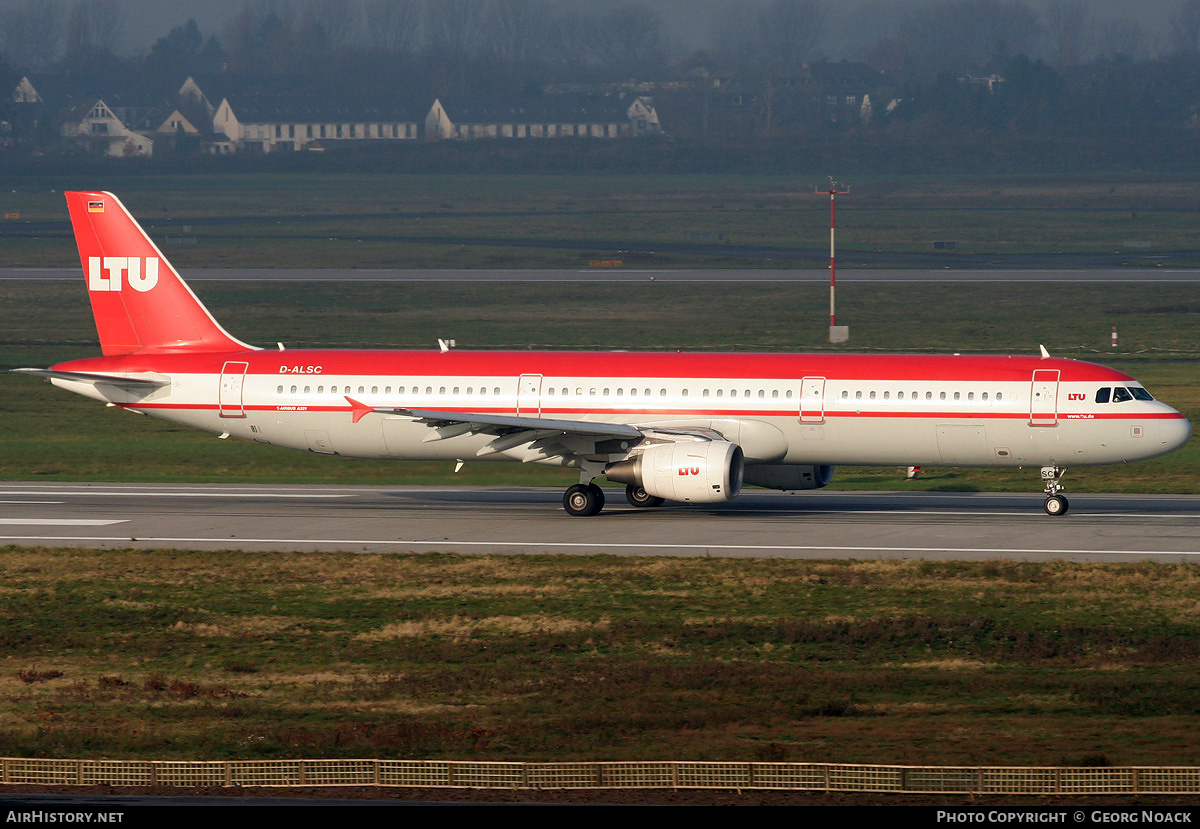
left=11, top=368, right=169, bottom=388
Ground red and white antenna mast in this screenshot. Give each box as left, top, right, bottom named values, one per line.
left=818, top=177, right=850, bottom=343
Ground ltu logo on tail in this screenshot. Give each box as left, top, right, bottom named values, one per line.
left=88, top=256, right=159, bottom=292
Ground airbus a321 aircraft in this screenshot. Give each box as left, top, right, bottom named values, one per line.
left=14, top=191, right=1192, bottom=517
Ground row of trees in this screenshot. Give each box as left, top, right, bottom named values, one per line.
left=5, top=0, right=1200, bottom=151
left=7, top=1, right=1200, bottom=80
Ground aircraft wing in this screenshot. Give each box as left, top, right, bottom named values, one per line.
left=11, top=368, right=170, bottom=389
left=348, top=396, right=639, bottom=437
left=399, top=408, right=643, bottom=438
left=344, top=397, right=723, bottom=462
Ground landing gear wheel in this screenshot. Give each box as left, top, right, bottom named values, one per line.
left=1040, top=466, right=1069, bottom=517
left=1043, top=494, right=1069, bottom=516
left=564, top=483, right=604, bottom=517
left=625, top=484, right=664, bottom=508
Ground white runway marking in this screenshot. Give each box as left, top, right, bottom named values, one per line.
left=782, top=510, right=1200, bottom=519
left=0, top=500, right=63, bottom=504
left=0, top=520, right=128, bottom=526
left=0, top=490, right=354, bottom=499
left=0, top=535, right=1195, bottom=557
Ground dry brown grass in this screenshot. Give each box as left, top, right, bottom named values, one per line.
left=356, top=614, right=610, bottom=640
left=5, top=547, right=1200, bottom=765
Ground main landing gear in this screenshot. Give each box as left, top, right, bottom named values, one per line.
left=1041, top=466, right=1069, bottom=516
left=563, top=482, right=605, bottom=517
left=625, top=484, right=664, bottom=509
left=563, top=481, right=667, bottom=516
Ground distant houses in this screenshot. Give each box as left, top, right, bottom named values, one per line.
left=11, top=75, right=663, bottom=158
left=425, top=95, right=660, bottom=141
left=58, top=98, right=156, bottom=157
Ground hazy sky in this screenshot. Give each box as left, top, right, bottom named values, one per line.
left=1, top=0, right=1185, bottom=61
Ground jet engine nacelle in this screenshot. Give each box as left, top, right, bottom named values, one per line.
left=743, top=463, right=834, bottom=491
left=606, top=440, right=744, bottom=503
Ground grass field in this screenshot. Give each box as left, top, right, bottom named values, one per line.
left=4, top=548, right=1200, bottom=765
left=4, top=172, right=1200, bottom=268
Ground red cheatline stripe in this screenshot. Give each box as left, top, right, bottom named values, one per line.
left=120, top=402, right=1187, bottom=421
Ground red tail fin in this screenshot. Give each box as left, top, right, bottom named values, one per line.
left=65, top=191, right=255, bottom=355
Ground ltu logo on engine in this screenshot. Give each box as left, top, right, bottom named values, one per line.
left=87, top=256, right=159, bottom=292
left=677, top=466, right=701, bottom=476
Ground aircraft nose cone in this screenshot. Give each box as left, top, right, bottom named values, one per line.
left=1161, top=415, right=1192, bottom=453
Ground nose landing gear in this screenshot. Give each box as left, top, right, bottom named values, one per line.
left=1041, top=466, right=1069, bottom=516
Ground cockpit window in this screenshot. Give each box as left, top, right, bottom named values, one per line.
left=1112, top=387, right=1133, bottom=403
left=1129, top=387, right=1153, bottom=401
left=1095, top=387, right=1111, bottom=404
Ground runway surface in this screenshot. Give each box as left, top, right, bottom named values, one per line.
left=2, top=482, right=1199, bottom=561
left=4, top=267, right=1200, bottom=283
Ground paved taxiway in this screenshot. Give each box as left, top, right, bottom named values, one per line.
left=1, top=482, right=1198, bottom=561
left=4, top=267, right=1200, bottom=283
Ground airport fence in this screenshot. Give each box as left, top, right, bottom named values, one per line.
left=4, top=758, right=1200, bottom=794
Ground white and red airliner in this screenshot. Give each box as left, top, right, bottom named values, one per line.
left=14, top=191, right=1192, bottom=516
